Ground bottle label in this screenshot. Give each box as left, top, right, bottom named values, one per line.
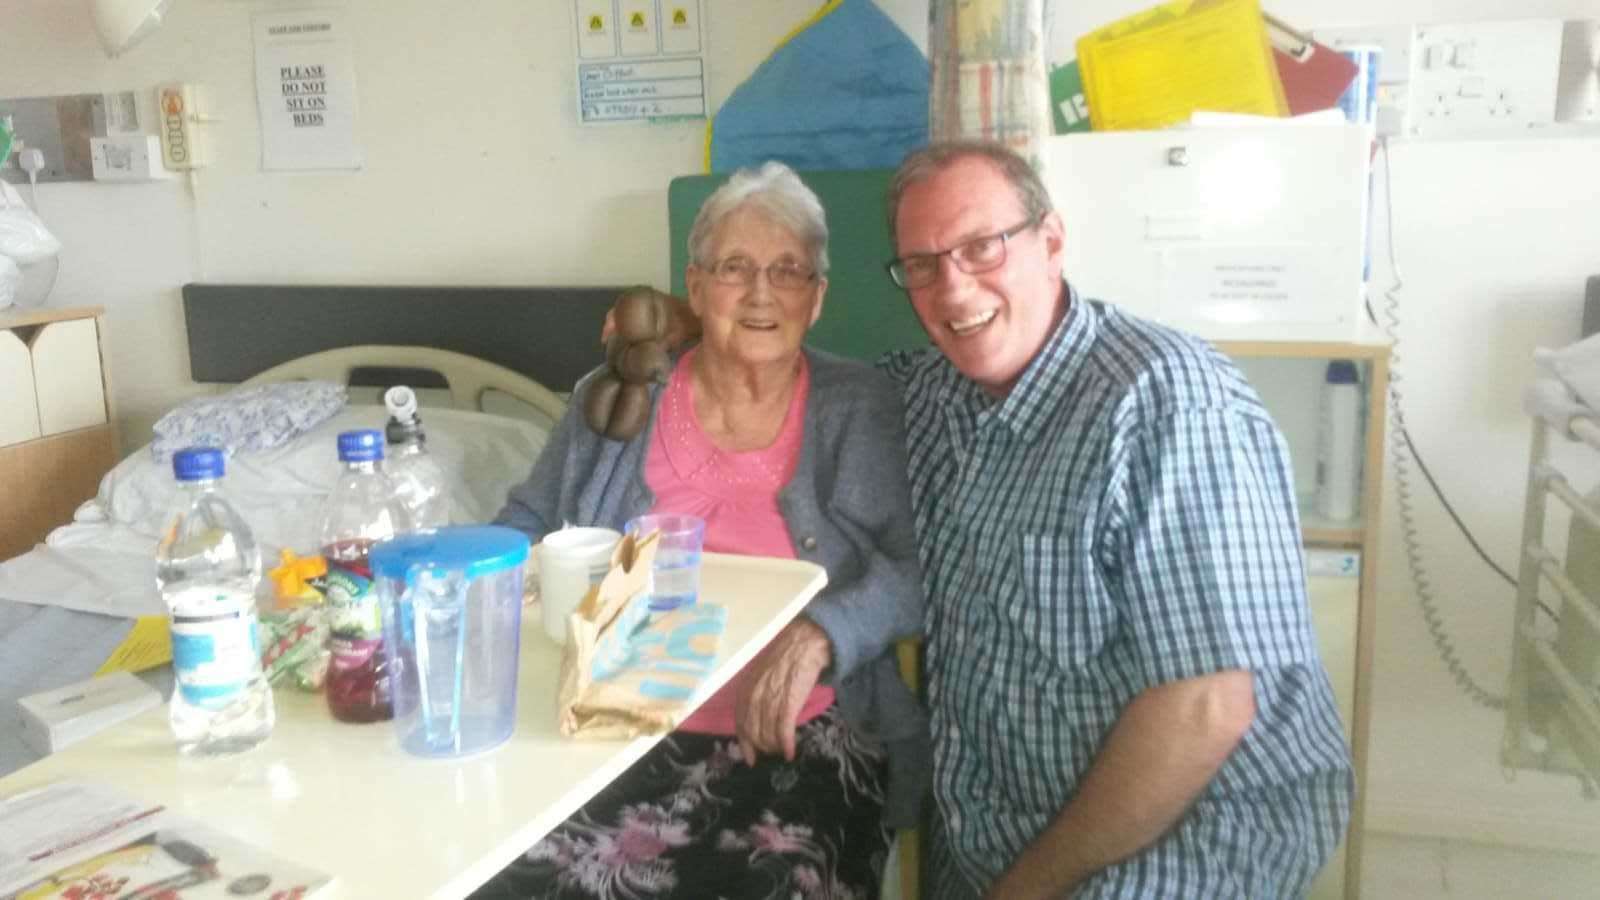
left=170, top=602, right=261, bottom=708
left=323, top=566, right=382, bottom=641
left=328, top=636, right=384, bottom=669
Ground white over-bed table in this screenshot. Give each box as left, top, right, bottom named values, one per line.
left=0, top=553, right=825, bottom=899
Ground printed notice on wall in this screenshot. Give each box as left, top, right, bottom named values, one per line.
left=1157, top=244, right=1334, bottom=328
left=574, top=0, right=707, bottom=125
left=252, top=8, right=362, bottom=170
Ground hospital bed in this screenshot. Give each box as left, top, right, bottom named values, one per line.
left=0, top=283, right=621, bottom=777
left=1504, top=367, right=1600, bottom=792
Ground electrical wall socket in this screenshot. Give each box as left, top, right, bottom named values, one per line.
left=90, top=134, right=171, bottom=181
left=1409, top=19, right=1565, bottom=138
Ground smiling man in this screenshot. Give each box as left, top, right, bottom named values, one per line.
left=878, top=141, right=1352, bottom=899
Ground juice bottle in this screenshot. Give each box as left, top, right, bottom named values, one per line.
left=319, top=430, right=411, bottom=722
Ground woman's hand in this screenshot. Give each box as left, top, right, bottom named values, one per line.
left=734, top=618, right=832, bottom=766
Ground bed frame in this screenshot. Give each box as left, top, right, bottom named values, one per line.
left=242, top=344, right=567, bottom=422
left=1505, top=409, right=1600, bottom=792
left=182, top=283, right=627, bottom=393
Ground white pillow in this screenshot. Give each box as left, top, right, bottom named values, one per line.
left=99, top=406, right=548, bottom=555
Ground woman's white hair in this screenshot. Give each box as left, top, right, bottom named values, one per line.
left=687, top=161, right=829, bottom=275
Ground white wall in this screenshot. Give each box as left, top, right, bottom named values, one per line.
left=0, top=0, right=927, bottom=439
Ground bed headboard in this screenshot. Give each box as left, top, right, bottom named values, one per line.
left=182, top=284, right=627, bottom=392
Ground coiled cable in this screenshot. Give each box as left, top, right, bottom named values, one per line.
left=1375, top=136, right=1510, bottom=711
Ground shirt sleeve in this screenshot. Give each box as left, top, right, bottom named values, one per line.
left=1107, top=406, right=1317, bottom=689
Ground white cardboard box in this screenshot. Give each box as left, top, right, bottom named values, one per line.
left=17, top=671, right=163, bottom=755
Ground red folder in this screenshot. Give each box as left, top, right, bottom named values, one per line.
left=1268, top=15, right=1359, bottom=115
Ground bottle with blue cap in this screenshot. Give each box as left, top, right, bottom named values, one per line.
left=318, top=429, right=413, bottom=723
left=1316, top=360, right=1364, bottom=522
left=155, top=447, right=275, bottom=755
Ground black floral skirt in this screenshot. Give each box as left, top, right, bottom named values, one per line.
left=470, top=706, right=891, bottom=900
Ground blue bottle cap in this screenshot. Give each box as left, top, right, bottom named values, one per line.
left=337, top=429, right=386, bottom=462
left=370, top=525, right=531, bottom=585
left=172, top=447, right=225, bottom=481
left=1325, top=360, right=1360, bottom=385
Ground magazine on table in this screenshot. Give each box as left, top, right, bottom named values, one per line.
left=0, top=782, right=331, bottom=900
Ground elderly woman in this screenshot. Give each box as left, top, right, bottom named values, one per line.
left=482, top=161, right=925, bottom=900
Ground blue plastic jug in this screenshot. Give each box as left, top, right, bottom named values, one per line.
left=371, top=526, right=529, bottom=758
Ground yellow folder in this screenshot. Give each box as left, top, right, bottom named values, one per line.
left=1077, top=0, right=1288, bottom=132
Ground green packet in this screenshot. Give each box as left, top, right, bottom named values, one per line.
left=259, top=606, right=330, bottom=692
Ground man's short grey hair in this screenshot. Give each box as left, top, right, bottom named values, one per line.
left=886, top=141, right=1054, bottom=249
left=688, top=161, right=830, bottom=276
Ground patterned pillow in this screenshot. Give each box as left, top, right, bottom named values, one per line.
left=151, top=381, right=348, bottom=461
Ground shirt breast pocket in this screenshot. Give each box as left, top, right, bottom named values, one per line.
left=1009, top=533, right=1115, bottom=669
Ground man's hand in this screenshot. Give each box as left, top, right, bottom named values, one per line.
left=734, top=618, right=832, bottom=766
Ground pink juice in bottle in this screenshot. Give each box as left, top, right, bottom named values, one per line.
left=318, top=430, right=413, bottom=724
left=322, top=537, right=392, bottom=723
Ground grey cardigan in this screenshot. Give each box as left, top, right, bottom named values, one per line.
left=495, top=347, right=929, bottom=827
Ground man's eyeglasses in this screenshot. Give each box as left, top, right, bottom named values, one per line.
left=885, top=217, right=1039, bottom=290
left=705, top=256, right=818, bottom=292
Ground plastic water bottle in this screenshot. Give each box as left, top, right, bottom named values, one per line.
left=1316, top=360, right=1363, bottom=523
left=319, top=429, right=411, bottom=723
left=383, top=386, right=449, bottom=530
left=156, top=447, right=275, bottom=755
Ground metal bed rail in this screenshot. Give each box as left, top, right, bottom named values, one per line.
left=1504, top=411, right=1600, bottom=791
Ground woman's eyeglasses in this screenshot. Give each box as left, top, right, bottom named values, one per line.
left=707, top=256, right=818, bottom=292
left=886, top=217, right=1039, bottom=290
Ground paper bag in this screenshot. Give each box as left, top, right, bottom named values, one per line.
left=558, top=532, right=729, bottom=739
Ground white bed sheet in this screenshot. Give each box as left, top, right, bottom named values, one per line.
left=0, top=405, right=548, bottom=618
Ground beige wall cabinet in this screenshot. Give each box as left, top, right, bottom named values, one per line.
left=0, top=306, right=119, bottom=561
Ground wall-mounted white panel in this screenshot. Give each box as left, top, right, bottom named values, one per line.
left=1045, top=124, right=1371, bottom=341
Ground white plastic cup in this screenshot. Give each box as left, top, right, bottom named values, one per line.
left=537, top=527, right=622, bottom=645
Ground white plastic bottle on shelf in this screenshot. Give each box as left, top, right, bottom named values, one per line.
left=383, top=385, right=449, bottom=530
left=155, top=447, right=275, bottom=755
left=1316, top=360, right=1363, bottom=523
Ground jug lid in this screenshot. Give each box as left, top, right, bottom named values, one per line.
left=370, top=525, right=531, bottom=583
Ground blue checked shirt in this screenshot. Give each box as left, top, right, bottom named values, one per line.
left=880, top=289, right=1353, bottom=898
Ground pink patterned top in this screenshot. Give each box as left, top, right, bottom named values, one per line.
left=644, top=348, right=836, bottom=735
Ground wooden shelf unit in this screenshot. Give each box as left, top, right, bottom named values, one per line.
left=1218, top=334, right=1391, bottom=900
left=0, top=306, right=118, bottom=561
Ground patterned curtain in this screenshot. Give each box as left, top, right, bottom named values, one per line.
left=927, top=0, right=1053, bottom=168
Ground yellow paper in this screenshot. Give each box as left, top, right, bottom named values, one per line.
left=95, top=615, right=173, bottom=675
left=1077, top=0, right=1287, bottom=132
